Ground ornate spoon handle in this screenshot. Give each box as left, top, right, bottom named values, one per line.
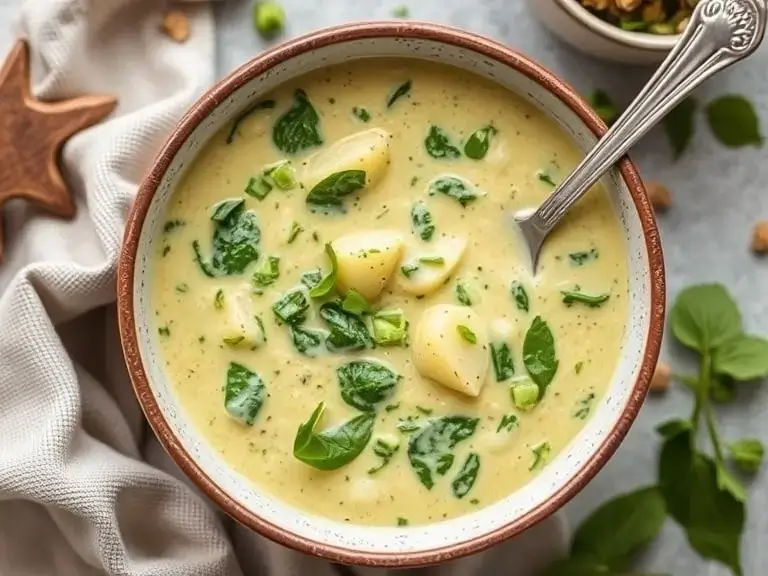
left=518, top=0, right=766, bottom=264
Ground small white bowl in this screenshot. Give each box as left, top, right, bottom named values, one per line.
left=529, top=0, right=680, bottom=64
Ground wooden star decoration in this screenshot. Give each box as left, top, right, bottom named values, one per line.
left=0, top=39, right=117, bottom=263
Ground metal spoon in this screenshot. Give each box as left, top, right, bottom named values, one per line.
left=516, top=0, right=766, bottom=272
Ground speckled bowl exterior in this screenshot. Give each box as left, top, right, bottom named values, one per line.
left=529, top=0, right=679, bottom=64
left=117, top=22, right=665, bottom=568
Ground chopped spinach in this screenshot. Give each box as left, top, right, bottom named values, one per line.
left=523, top=316, right=558, bottom=398
left=490, top=342, right=515, bottom=381
left=510, top=282, right=529, bottom=312
left=368, top=437, right=400, bottom=474
left=289, top=325, right=325, bottom=356
left=428, top=175, right=478, bottom=207
left=223, top=335, right=245, bottom=347
left=245, top=175, right=272, bottom=200
left=372, top=309, right=408, bottom=346
left=158, top=325, right=170, bottom=337
left=319, top=301, right=374, bottom=351
left=287, top=221, right=303, bottom=244
left=411, top=201, right=435, bottom=241
left=247, top=161, right=297, bottom=200
left=575, top=360, right=585, bottom=375
left=211, top=198, right=245, bottom=223
left=252, top=255, right=280, bottom=291
left=309, top=244, right=338, bottom=298
left=272, top=89, right=323, bottom=155
left=561, top=287, right=611, bottom=308
left=424, top=125, right=461, bottom=159
left=568, top=248, right=599, bottom=266
left=401, top=263, right=419, bottom=278
left=529, top=441, right=551, bottom=471
left=455, top=282, right=472, bottom=306
left=300, top=269, right=323, bottom=289
left=193, top=201, right=260, bottom=277
left=573, top=393, right=596, bottom=420
left=496, top=413, right=519, bottom=433
left=397, top=517, right=409, bottom=526
left=464, top=125, right=497, bottom=160
left=175, top=283, right=189, bottom=293
left=272, top=289, right=310, bottom=325
left=224, top=362, right=266, bottom=425
left=407, top=416, right=479, bottom=489
left=451, top=453, right=480, bottom=499
left=306, top=170, right=366, bottom=211
left=416, top=405, right=433, bottom=416
left=226, top=99, right=276, bottom=144
left=337, top=360, right=399, bottom=412
left=214, top=289, right=224, bottom=309
left=293, top=402, right=374, bottom=470
left=386, top=80, right=412, bottom=108
left=397, top=416, right=422, bottom=433
left=163, top=219, right=185, bottom=233
left=537, top=169, right=557, bottom=187
left=385, top=403, right=401, bottom=412
left=456, top=325, right=477, bottom=344
left=341, top=290, right=371, bottom=316
left=352, top=106, right=371, bottom=122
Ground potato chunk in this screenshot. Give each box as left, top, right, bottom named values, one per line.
left=398, top=235, right=468, bottom=297
left=412, top=304, right=490, bottom=397
left=220, top=289, right=267, bottom=348
left=331, top=230, right=404, bottom=301
left=303, top=128, right=390, bottom=191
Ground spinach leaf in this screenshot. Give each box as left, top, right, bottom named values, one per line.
left=163, top=219, right=185, bottom=233
left=252, top=255, right=280, bottom=291
left=568, top=248, right=599, bottom=266
left=337, top=360, right=399, bottom=412
left=496, top=413, right=518, bottom=433
left=712, top=334, right=768, bottom=381
left=211, top=199, right=245, bottom=222
left=451, top=453, right=480, bottom=499
left=272, top=89, right=323, bottom=154
left=224, top=362, right=266, bottom=425
left=490, top=342, right=515, bottom=381
left=386, top=80, right=412, bottom=108
left=306, top=170, right=366, bottom=211
left=397, top=415, right=422, bottom=433
left=456, top=325, right=477, bottom=344
left=464, top=125, right=497, bottom=160
left=193, top=201, right=260, bottom=276
left=570, top=486, right=666, bottom=570
left=670, top=283, right=742, bottom=352
left=529, top=441, right=551, bottom=471
left=368, top=436, right=400, bottom=474
left=537, top=169, right=557, bottom=187
left=272, top=289, right=310, bottom=325
left=573, top=393, right=596, bottom=420
left=226, top=99, right=276, bottom=144
left=411, top=201, right=435, bottom=241
left=289, top=325, right=325, bottom=356
left=319, top=302, right=374, bottom=351
left=664, top=97, right=696, bottom=160
left=301, top=269, right=323, bottom=289
left=561, top=287, right=611, bottom=308
left=293, top=402, right=374, bottom=471
left=510, top=282, right=529, bottom=312
left=728, top=438, right=764, bottom=473
left=341, top=290, right=371, bottom=316
left=401, top=263, right=419, bottom=278
left=372, top=309, right=408, bottom=346
left=523, top=316, right=558, bottom=397
left=428, top=175, right=478, bottom=207
left=352, top=106, right=371, bottom=122
left=214, top=289, right=224, bottom=309
left=658, top=429, right=744, bottom=575
left=706, top=95, right=762, bottom=148
left=424, top=125, right=461, bottom=159
left=309, top=244, right=338, bottom=298
left=407, top=416, right=479, bottom=489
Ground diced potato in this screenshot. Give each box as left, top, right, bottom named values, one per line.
left=398, top=235, right=468, bottom=297
left=412, top=304, right=490, bottom=397
left=303, top=128, right=391, bottom=191
left=220, top=289, right=267, bottom=348
left=332, top=230, right=404, bottom=301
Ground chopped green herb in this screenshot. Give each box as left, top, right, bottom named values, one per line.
left=273, top=89, right=323, bottom=155
left=226, top=99, right=276, bottom=144
left=175, top=283, right=189, bottom=293
left=455, top=282, right=472, bottom=306
left=619, top=19, right=648, bottom=31
left=496, top=413, right=519, bottom=433
left=464, top=125, right=497, bottom=160
left=252, top=255, right=280, bottom=291
left=368, top=437, right=400, bottom=474
left=352, top=106, right=371, bottom=122
left=401, top=263, right=419, bottom=278
left=573, top=393, right=596, bottom=420
left=224, top=362, right=266, bottom=425
left=162, top=246, right=171, bottom=257
left=419, top=256, right=444, bottom=266
left=411, top=201, right=435, bottom=241
left=385, top=403, right=401, bottom=412
left=309, top=244, right=338, bottom=298
left=529, top=441, right=551, bottom=471
left=320, top=301, right=374, bottom=351
left=451, top=453, right=480, bottom=499
left=587, top=89, right=619, bottom=126
left=416, top=405, right=433, bottom=415
left=407, top=416, right=479, bottom=489
left=386, top=80, right=412, bottom=108
left=424, top=125, right=461, bottom=159
left=163, top=219, right=185, bottom=233
left=457, top=325, right=477, bottom=344
left=561, top=287, right=611, bottom=308
left=510, top=282, right=529, bottom=312
left=372, top=309, right=408, bottom=346
left=272, top=289, right=309, bottom=325
left=252, top=1, right=285, bottom=39
left=397, top=517, right=409, bottom=526
left=428, top=175, right=478, bottom=207
left=523, top=316, right=558, bottom=397
left=306, top=170, right=366, bottom=211
left=287, top=221, right=303, bottom=244
left=568, top=248, right=599, bottom=266
left=490, top=342, right=515, bottom=381
left=511, top=377, right=540, bottom=411
left=223, top=335, right=245, bottom=347
left=158, top=325, right=170, bottom=337
left=289, top=325, right=325, bottom=357
left=574, top=361, right=584, bottom=375
left=214, top=289, right=224, bottom=309
left=341, top=290, right=371, bottom=316
left=537, top=169, right=557, bottom=187
left=392, top=5, right=409, bottom=18
left=397, top=416, right=422, bottom=433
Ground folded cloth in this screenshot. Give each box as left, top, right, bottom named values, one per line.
left=0, top=1, right=566, bottom=574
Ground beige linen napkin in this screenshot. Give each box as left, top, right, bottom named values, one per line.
left=0, top=1, right=566, bottom=574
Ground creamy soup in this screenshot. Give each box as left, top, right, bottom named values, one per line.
left=152, top=59, right=628, bottom=526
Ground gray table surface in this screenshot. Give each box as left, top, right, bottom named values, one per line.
left=2, top=0, right=766, bottom=574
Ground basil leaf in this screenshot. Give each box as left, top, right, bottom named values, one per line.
left=728, top=438, right=764, bottom=473
left=252, top=255, right=280, bottom=290
left=587, top=89, right=619, bottom=126
left=289, top=325, right=325, bottom=356
left=664, top=97, right=696, bottom=160
left=272, top=89, right=323, bottom=155
left=386, top=79, right=412, bottom=108
left=428, top=175, right=478, bottom=207
left=706, top=95, right=763, bottom=148
left=407, top=416, right=479, bottom=489
left=352, top=106, right=371, bottom=122
left=568, top=248, right=599, bottom=266
left=561, top=287, right=611, bottom=308
left=224, top=362, right=266, bottom=425
left=319, top=301, right=374, bottom=351
left=226, top=99, right=276, bottom=144
left=464, top=125, right=497, bottom=160
left=411, top=201, right=435, bottom=241
left=510, top=282, right=529, bottom=312
left=456, top=324, right=477, bottom=344
left=424, top=125, right=461, bottom=159
left=272, top=289, right=309, bottom=325
left=293, top=402, right=374, bottom=471
left=337, top=360, right=399, bottom=412
left=193, top=202, right=260, bottom=276
left=306, top=170, right=366, bottom=211
left=341, top=289, right=371, bottom=316
left=490, top=342, right=515, bottom=382
left=368, top=436, right=400, bottom=474
left=658, top=429, right=745, bottom=575
left=211, top=198, right=245, bottom=222
left=371, top=309, right=408, bottom=346
left=309, top=244, right=338, bottom=298
left=451, top=453, right=480, bottom=499
left=496, top=413, right=518, bottom=433
left=670, top=283, right=742, bottom=352
left=570, top=486, right=666, bottom=570
left=523, top=316, right=558, bottom=397
left=712, top=334, right=768, bottom=381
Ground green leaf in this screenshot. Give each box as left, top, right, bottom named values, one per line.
left=224, top=362, right=266, bottom=425
left=371, top=309, right=408, bottom=346
left=306, top=170, right=366, bottom=211
left=464, top=125, right=497, bottom=160
left=570, top=486, right=666, bottom=570
left=272, top=88, right=323, bottom=155
left=456, top=324, right=477, bottom=344
left=341, top=289, right=371, bottom=316
left=490, top=342, right=515, bottom=382
left=728, top=438, right=764, bottom=473
left=368, top=437, right=400, bottom=474
left=293, top=402, right=374, bottom=471
left=587, top=89, right=619, bottom=126
left=711, top=377, right=737, bottom=403
left=496, top=413, right=518, bottom=433
left=428, top=175, right=478, bottom=207
left=658, top=429, right=745, bottom=576
left=352, top=106, right=371, bottom=122
left=713, top=334, right=768, bottom=381
left=252, top=255, right=280, bottom=290
left=706, top=95, right=763, bottom=148
left=211, top=198, right=245, bottom=222
left=663, top=97, right=696, bottom=160
left=568, top=248, right=599, bottom=266
left=561, top=288, right=610, bottom=308
left=337, top=360, right=399, bottom=412
left=411, top=201, right=435, bottom=241
left=287, top=221, right=303, bottom=244
left=529, top=441, right=551, bottom=471
left=656, top=418, right=692, bottom=439
left=401, top=263, right=419, bottom=278
left=319, top=301, right=374, bottom=351
left=289, top=325, right=325, bottom=357
left=455, top=282, right=472, bottom=306
left=407, top=416, right=479, bottom=489
left=194, top=202, right=261, bottom=276
left=511, top=282, right=529, bottom=312
left=300, top=269, right=323, bottom=289
left=451, top=453, right=480, bottom=499
left=716, top=463, right=748, bottom=503
left=572, top=393, right=595, bottom=420
left=226, top=99, right=276, bottom=144
left=424, top=125, right=461, bottom=159
left=309, top=244, right=338, bottom=298
left=670, top=283, right=742, bottom=352
left=523, top=316, right=558, bottom=397
left=272, top=289, right=310, bottom=325
left=386, top=79, right=412, bottom=108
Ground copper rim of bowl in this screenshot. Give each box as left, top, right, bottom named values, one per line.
left=553, top=0, right=681, bottom=52
left=117, top=20, right=666, bottom=568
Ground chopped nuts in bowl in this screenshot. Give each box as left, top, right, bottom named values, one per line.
left=580, top=0, right=694, bottom=36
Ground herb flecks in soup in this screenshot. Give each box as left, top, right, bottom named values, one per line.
left=152, top=59, right=628, bottom=526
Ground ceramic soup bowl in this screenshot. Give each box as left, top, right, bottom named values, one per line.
left=117, top=22, right=665, bottom=568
